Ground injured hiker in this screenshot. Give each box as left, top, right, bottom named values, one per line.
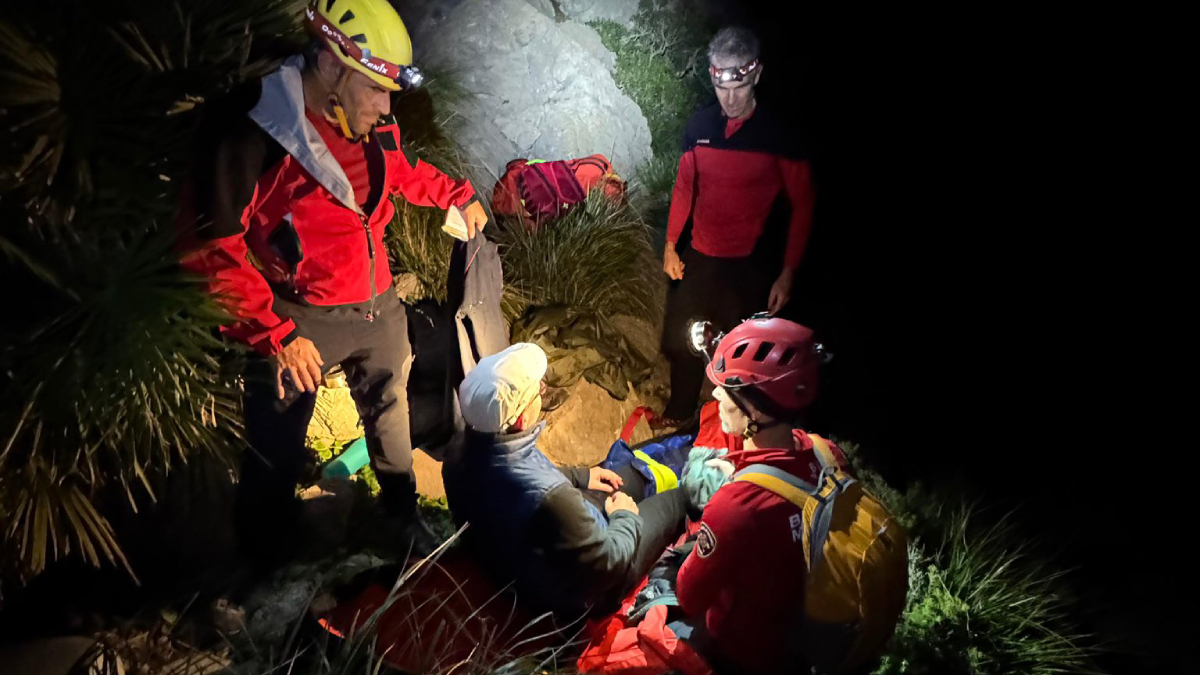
left=443, top=343, right=689, bottom=621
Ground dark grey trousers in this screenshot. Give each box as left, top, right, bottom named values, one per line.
left=236, top=290, right=416, bottom=563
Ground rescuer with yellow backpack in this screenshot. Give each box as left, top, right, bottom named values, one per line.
left=579, top=316, right=908, bottom=675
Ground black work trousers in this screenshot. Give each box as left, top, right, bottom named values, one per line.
left=236, top=289, right=416, bottom=563
left=661, top=248, right=772, bottom=419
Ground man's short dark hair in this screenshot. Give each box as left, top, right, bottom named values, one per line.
left=707, top=27, right=760, bottom=65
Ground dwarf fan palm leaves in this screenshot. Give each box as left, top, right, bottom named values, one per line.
left=0, top=0, right=306, bottom=583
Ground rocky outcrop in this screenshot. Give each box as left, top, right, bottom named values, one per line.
left=397, top=0, right=652, bottom=192
left=558, top=0, right=639, bottom=25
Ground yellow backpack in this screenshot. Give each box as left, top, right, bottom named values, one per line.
left=733, top=435, right=908, bottom=674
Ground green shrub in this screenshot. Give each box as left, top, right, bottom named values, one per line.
left=878, top=508, right=1096, bottom=675
left=591, top=0, right=713, bottom=220
left=591, top=1, right=711, bottom=158
left=838, top=443, right=1097, bottom=674
left=385, top=197, right=456, bottom=304
left=417, top=495, right=457, bottom=546
left=491, top=192, right=662, bottom=324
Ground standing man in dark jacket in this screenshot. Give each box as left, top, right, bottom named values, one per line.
left=657, top=27, right=817, bottom=428
left=179, top=0, right=488, bottom=562
left=443, top=344, right=689, bottom=620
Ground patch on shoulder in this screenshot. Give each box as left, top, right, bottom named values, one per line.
left=696, top=523, right=717, bottom=558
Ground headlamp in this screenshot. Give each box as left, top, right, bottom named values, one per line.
left=687, top=320, right=724, bottom=362
left=709, top=59, right=760, bottom=87
left=306, top=7, right=424, bottom=91
left=398, top=64, right=424, bottom=90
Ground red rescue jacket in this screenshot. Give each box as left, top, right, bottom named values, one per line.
left=675, top=431, right=849, bottom=675
left=179, top=55, right=475, bottom=355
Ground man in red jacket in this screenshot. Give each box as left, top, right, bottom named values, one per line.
left=179, top=0, right=487, bottom=562
left=676, top=317, right=848, bottom=675
left=657, top=27, right=817, bottom=428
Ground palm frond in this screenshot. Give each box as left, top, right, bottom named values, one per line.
left=0, top=0, right=303, bottom=235
left=0, top=229, right=244, bottom=576
left=0, top=461, right=134, bottom=580
left=0, top=0, right=307, bottom=582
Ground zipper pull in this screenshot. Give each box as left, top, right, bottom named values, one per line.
left=361, top=214, right=375, bottom=258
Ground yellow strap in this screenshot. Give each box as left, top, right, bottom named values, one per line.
left=333, top=103, right=354, bottom=141
left=633, top=450, right=679, bottom=493
left=734, top=472, right=815, bottom=512
left=808, top=434, right=838, bottom=469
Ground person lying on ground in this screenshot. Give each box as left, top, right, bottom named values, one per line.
left=443, top=343, right=689, bottom=622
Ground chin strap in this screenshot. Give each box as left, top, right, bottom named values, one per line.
left=728, top=388, right=786, bottom=440
left=328, top=69, right=356, bottom=140
left=742, top=419, right=758, bottom=440
left=332, top=100, right=353, bottom=140
left=741, top=417, right=787, bottom=440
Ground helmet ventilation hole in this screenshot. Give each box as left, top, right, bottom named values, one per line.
left=753, top=342, right=774, bottom=362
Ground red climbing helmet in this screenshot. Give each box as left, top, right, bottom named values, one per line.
left=705, top=316, right=821, bottom=413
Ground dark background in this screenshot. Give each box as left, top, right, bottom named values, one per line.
left=707, top=3, right=1178, bottom=674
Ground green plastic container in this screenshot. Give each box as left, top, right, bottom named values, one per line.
left=322, top=437, right=370, bottom=479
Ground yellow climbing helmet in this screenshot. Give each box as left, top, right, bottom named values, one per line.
left=304, top=0, right=422, bottom=91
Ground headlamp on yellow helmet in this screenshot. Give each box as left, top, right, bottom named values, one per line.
left=304, top=0, right=422, bottom=92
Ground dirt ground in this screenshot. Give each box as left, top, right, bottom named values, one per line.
left=406, top=313, right=670, bottom=500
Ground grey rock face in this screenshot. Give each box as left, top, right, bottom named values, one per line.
left=396, top=0, right=651, bottom=190
left=558, top=0, right=639, bottom=25
left=523, top=0, right=556, bottom=19
left=559, top=20, right=616, bottom=71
